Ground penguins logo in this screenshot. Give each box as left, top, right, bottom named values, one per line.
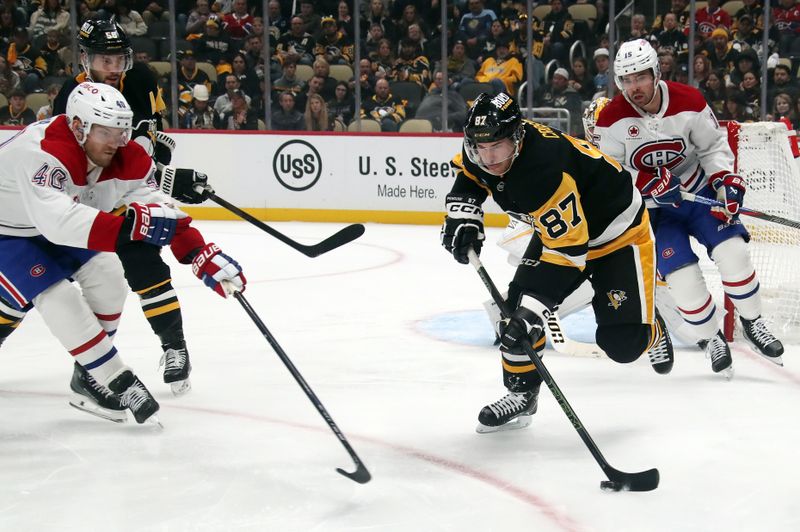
left=607, top=290, right=627, bottom=309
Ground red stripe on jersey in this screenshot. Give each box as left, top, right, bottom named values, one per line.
left=69, top=330, right=107, bottom=356
left=663, top=82, right=707, bottom=117
left=95, top=311, right=122, bottom=321
left=87, top=211, right=126, bottom=252
left=40, top=115, right=89, bottom=185
left=722, top=271, right=757, bottom=287
left=0, top=273, right=26, bottom=307
left=679, top=295, right=713, bottom=315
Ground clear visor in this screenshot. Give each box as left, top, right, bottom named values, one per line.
left=87, top=124, right=131, bottom=147
left=86, top=51, right=133, bottom=74
left=465, top=138, right=517, bottom=175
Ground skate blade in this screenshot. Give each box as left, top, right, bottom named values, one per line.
left=146, top=415, right=164, bottom=430
left=69, top=395, right=127, bottom=424
left=476, top=415, right=533, bottom=434
left=169, top=379, right=191, bottom=396
left=742, top=339, right=784, bottom=366
left=714, top=365, right=735, bottom=380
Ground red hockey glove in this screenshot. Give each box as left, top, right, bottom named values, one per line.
left=191, top=243, right=246, bottom=298
left=710, top=173, right=746, bottom=223
left=636, top=168, right=682, bottom=207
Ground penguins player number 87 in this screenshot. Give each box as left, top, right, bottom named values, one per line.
left=539, top=192, right=583, bottom=239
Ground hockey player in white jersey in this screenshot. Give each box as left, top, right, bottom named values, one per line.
left=595, top=39, right=784, bottom=377
left=0, top=82, right=246, bottom=422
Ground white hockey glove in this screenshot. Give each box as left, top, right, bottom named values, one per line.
left=160, top=165, right=212, bottom=204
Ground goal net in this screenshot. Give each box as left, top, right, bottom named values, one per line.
left=698, top=121, right=800, bottom=343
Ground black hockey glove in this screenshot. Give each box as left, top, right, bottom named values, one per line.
left=153, top=131, right=176, bottom=167
left=159, top=165, right=212, bottom=204
left=498, top=295, right=546, bottom=355
left=440, top=193, right=485, bottom=264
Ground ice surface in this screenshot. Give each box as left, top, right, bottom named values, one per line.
left=1, top=222, right=798, bottom=532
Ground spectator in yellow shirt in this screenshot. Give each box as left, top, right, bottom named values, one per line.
left=474, top=36, right=522, bottom=95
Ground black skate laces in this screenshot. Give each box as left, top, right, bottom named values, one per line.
left=488, top=392, right=530, bottom=417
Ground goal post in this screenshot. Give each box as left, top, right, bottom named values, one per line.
left=702, top=120, right=800, bottom=343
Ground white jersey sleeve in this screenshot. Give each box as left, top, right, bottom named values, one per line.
left=595, top=81, right=734, bottom=195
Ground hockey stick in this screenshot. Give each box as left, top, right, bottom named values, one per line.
left=209, top=193, right=366, bottom=257
left=681, top=191, right=800, bottom=230
left=467, top=249, right=659, bottom=492
left=232, top=290, right=371, bottom=484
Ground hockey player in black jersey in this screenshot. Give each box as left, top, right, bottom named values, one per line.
left=441, top=92, right=671, bottom=432
left=0, top=18, right=225, bottom=420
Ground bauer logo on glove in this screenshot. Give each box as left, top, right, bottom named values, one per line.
left=191, top=242, right=246, bottom=298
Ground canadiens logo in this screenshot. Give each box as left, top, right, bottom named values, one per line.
left=628, top=125, right=640, bottom=137
left=30, top=264, right=46, bottom=277
left=630, top=139, right=687, bottom=171
left=662, top=248, right=675, bottom=258
left=607, top=290, right=627, bottom=309
left=497, top=181, right=505, bottom=192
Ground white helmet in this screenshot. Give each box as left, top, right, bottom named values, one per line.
left=582, top=96, right=611, bottom=146
left=66, top=82, right=133, bottom=146
left=613, top=39, right=660, bottom=91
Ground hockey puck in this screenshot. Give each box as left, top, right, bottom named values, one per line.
left=600, top=480, right=623, bottom=492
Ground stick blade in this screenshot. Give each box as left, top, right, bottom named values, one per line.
left=305, top=224, right=366, bottom=257
left=336, top=463, right=372, bottom=484
left=605, top=467, right=659, bottom=492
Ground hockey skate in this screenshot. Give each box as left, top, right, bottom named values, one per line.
left=160, top=341, right=191, bottom=396
left=740, top=316, right=784, bottom=366
left=69, top=362, right=128, bottom=423
left=647, top=311, right=674, bottom=375
left=705, top=331, right=734, bottom=380
left=108, top=370, right=161, bottom=425
left=476, top=389, right=539, bottom=434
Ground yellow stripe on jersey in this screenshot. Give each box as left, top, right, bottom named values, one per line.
left=451, top=152, right=492, bottom=194
left=143, top=301, right=181, bottom=318
left=586, top=209, right=651, bottom=261
left=532, top=172, right=588, bottom=269
left=135, top=278, right=173, bottom=295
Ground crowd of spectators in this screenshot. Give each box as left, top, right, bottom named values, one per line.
left=0, top=0, right=798, bottom=132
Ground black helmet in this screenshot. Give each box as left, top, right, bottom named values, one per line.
left=78, top=18, right=133, bottom=77
left=78, top=18, right=131, bottom=54
left=463, top=92, right=524, bottom=174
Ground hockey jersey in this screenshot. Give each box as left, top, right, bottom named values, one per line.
left=595, top=80, right=734, bottom=197
left=0, top=115, right=180, bottom=252
left=450, top=120, right=645, bottom=271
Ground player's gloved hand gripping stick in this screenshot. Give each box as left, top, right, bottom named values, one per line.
left=466, top=248, right=660, bottom=492
left=159, top=167, right=365, bottom=257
